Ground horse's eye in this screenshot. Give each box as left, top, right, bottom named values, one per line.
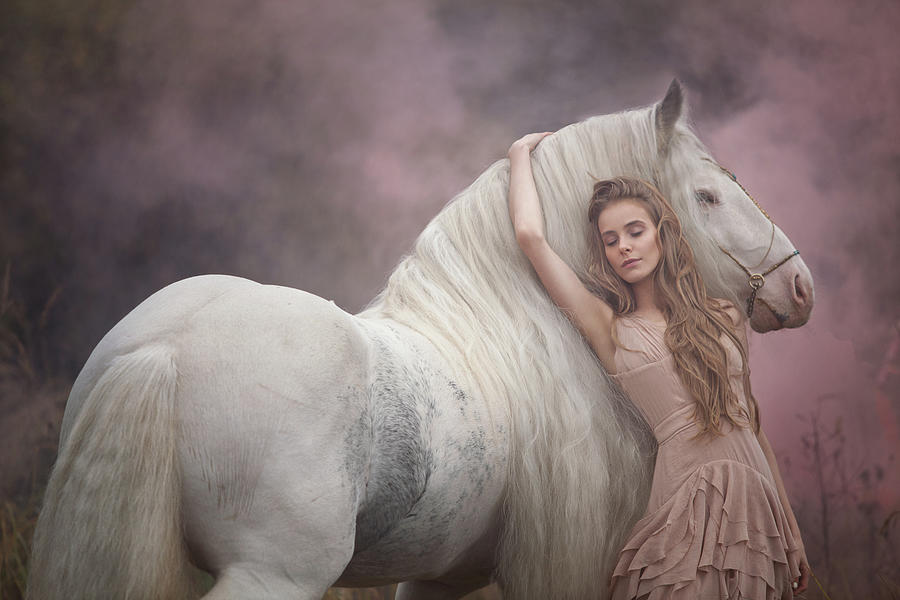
left=695, top=189, right=719, bottom=205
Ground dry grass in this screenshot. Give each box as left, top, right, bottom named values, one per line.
left=0, top=496, right=39, bottom=599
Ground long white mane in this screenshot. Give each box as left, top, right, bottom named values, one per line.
left=361, top=89, right=735, bottom=598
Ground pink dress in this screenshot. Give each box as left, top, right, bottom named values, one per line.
left=608, top=314, right=802, bottom=600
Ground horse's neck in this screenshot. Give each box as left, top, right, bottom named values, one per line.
left=361, top=108, right=663, bottom=331
left=533, top=113, right=659, bottom=272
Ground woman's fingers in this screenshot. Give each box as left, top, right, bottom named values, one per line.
left=508, top=131, right=554, bottom=158
left=793, top=562, right=809, bottom=595
left=799, top=567, right=809, bottom=593
left=527, top=131, right=553, bottom=148
left=517, top=131, right=554, bottom=150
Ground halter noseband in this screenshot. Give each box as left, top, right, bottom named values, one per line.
left=703, top=159, right=800, bottom=319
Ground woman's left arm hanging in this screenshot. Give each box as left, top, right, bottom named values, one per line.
left=756, top=426, right=810, bottom=593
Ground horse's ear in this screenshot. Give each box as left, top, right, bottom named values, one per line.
left=655, top=79, right=684, bottom=155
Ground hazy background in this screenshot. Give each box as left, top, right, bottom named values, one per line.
left=2, top=0, right=898, bottom=596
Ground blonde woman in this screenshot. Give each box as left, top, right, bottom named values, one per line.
left=507, top=131, right=810, bottom=599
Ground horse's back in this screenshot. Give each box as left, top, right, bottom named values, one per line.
left=64, top=274, right=366, bottom=435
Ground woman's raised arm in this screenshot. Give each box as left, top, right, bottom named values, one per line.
left=507, top=133, right=616, bottom=370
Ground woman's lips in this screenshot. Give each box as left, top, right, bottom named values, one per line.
left=622, top=258, right=640, bottom=268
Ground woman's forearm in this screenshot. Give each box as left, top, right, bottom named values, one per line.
left=507, top=144, right=547, bottom=244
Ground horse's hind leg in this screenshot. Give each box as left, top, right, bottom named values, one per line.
left=193, top=470, right=358, bottom=600
left=186, top=422, right=362, bottom=600
left=192, top=462, right=359, bottom=600
left=176, top=286, right=372, bottom=599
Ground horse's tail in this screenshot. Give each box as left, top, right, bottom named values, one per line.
left=27, top=345, right=199, bottom=600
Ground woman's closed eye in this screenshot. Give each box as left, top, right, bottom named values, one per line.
left=604, top=231, right=642, bottom=246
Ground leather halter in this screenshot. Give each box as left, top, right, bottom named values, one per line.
left=703, top=159, right=800, bottom=319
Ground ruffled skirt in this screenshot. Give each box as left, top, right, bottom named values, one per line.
left=609, top=459, right=802, bottom=600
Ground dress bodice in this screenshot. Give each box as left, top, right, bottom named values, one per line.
left=609, top=314, right=745, bottom=437
left=607, top=312, right=772, bottom=511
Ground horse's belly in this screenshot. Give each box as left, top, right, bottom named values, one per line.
left=337, top=490, right=502, bottom=586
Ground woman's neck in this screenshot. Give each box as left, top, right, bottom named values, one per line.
left=632, top=278, right=662, bottom=317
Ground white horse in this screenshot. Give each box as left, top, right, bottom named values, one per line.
left=27, top=81, right=813, bottom=600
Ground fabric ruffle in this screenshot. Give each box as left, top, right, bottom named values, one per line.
left=610, top=459, right=802, bottom=600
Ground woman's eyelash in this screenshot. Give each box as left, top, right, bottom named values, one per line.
left=605, top=230, right=641, bottom=245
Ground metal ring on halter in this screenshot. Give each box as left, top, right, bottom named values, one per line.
left=749, top=273, right=765, bottom=290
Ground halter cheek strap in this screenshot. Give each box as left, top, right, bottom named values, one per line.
left=703, top=160, right=800, bottom=319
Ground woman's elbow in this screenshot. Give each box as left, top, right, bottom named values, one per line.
left=515, top=227, right=545, bottom=250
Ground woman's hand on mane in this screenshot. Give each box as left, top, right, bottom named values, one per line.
left=508, top=131, right=553, bottom=159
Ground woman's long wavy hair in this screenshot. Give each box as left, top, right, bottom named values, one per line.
left=586, top=177, right=760, bottom=437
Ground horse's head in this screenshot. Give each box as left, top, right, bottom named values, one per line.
left=525, top=82, right=813, bottom=333
left=650, top=81, right=814, bottom=332
left=533, top=85, right=814, bottom=333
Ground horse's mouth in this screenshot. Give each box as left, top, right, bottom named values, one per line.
left=749, top=298, right=789, bottom=333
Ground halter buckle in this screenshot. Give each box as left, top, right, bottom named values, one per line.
left=748, top=273, right=765, bottom=290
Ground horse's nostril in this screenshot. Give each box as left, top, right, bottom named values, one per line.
left=793, top=274, right=807, bottom=306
